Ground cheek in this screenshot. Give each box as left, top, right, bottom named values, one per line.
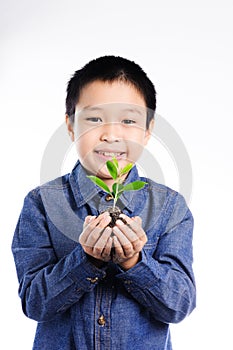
left=74, top=128, right=100, bottom=159
left=126, top=142, right=144, bottom=162
left=126, top=129, right=147, bottom=145
left=125, top=131, right=147, bottom=159
left=74, top=134, right=90, bottom=158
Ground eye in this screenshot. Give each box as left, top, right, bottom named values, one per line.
left=86, top=117, right=102, bottom=123
left=121, top=119, right=136, bottom=125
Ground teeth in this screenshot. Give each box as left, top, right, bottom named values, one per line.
left=98, top=151, right=122, bottom=157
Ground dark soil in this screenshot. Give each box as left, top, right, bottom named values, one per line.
left=100, top=206, right=127, bottom=258
left=104, top=206, right=127, bottom=227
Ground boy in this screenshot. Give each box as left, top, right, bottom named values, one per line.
left=12, top=56, right=196, bottom=349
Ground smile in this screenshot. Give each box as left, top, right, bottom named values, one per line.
left=95, top=151, right=126, bottom=159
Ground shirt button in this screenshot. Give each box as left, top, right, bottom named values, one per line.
left=105, top=194, right=113, bottom=201
left=97, top=315, right=106, bottom=326
left=124, top=280, right=132, bottom=285
left=86, top=277, right=99, bottom=283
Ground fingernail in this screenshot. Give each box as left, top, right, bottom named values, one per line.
left=116, top=219, right=124, bottom=226
left=86, top=216, right=96, bottom=223
left=104, top=215, right=111, bottom=222
left=119, top=214, right=126, bottom=219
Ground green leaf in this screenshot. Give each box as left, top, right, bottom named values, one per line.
left=87, top=175, right=112, bottom=194
left=112, top=183, right=124, bottom=196
left=112, top=157, right=119, bottom=169
left=115, top=191, right=124, bottom=200
left=118, top=183, right=124, bottom=192
left=112, top=183, right=117, bottom=197
left=122, top=181, right=147, bottom=192
left=120, top=163, right=133, bottom=176
left=106, top=160, right=118, bottom=180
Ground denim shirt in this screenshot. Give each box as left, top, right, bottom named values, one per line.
left=12, top=161, right=196, bottom=350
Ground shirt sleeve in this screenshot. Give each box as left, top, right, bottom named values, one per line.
left=116, top=192, right=196, bottom=324
left=12, top=189, right=106, bottom=322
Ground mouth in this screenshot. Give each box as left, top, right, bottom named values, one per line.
left=94, top=150, right=127, bottom=160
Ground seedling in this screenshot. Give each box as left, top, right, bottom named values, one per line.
left=87, top=157, right=147, bottom=226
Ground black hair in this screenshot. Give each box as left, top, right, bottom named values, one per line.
left=65, top=55, right=156, bottom=128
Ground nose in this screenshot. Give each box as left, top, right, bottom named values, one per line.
left=100, top=122, right=121, bottom=143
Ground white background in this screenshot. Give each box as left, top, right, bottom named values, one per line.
left=1, top=0, right=233, bottom=349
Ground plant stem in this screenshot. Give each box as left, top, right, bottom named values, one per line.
left=113, top=182, right=119, bottom=209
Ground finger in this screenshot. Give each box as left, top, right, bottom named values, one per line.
left=81, top=244, right=93, bottom=256
left=115, top=219, right=139, bottom=242
left=101, top=236, right=113, bottom=261
left=86, top=212, right=110, bottom=231
left=112, top=226, right=134, bottom=257
left=80, top=216, right=100, bottom=243
left=119, top=214, right=146, bottom=240
left=131, top=216, right=142, bottom=225
left=115, top=219, right=147, bottom=252
left=93, top=227, right=112, bottom=257
left=80, top=213, right=111, bottom=246
left=85, top=227, right=105, bottom=248
left=81, top=223, right=112, bottom=258
left=112, top=236, right=125, bottom=262
left=83, top=215, right=96, bottom=228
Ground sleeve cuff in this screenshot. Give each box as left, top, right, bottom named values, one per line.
left=67, top=244, right=107, bottom=290
left=116, top=249, right=160, bottom=290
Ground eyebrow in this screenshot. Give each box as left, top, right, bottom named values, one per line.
left=121, top=108, right=145, bottom=116
left=79, top=105, right=145, bottom=116
left=81, top=106, right=104, bottom=112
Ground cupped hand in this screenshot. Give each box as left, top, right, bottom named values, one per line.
left=79, top=212, right=113, bottom=263
left=112, top=214, right=147, bottom=270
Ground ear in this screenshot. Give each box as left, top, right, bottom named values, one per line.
left=144, top=119, right=155, bottom=146
left=65, top=114, right=75, bottom=142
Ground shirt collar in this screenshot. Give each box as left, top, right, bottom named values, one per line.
left=69, top=160, right=148, bottom=213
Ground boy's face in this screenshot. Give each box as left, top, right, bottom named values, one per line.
left=66, top=80, right=154, bottom=185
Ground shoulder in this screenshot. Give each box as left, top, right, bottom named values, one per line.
left=146, top=178, right=176, bottom=195
left=146, top=179, right=193, bottom=231
left=141, top=176, right=190, bottom=215
left=140, top=176, right=178, bottom=200
left=24, top=173, right=71, bottom=203
left=40, top=173, right=70, bottom=190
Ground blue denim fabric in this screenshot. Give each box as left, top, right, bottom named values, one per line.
left=12, top=161, right=196, bottom=350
